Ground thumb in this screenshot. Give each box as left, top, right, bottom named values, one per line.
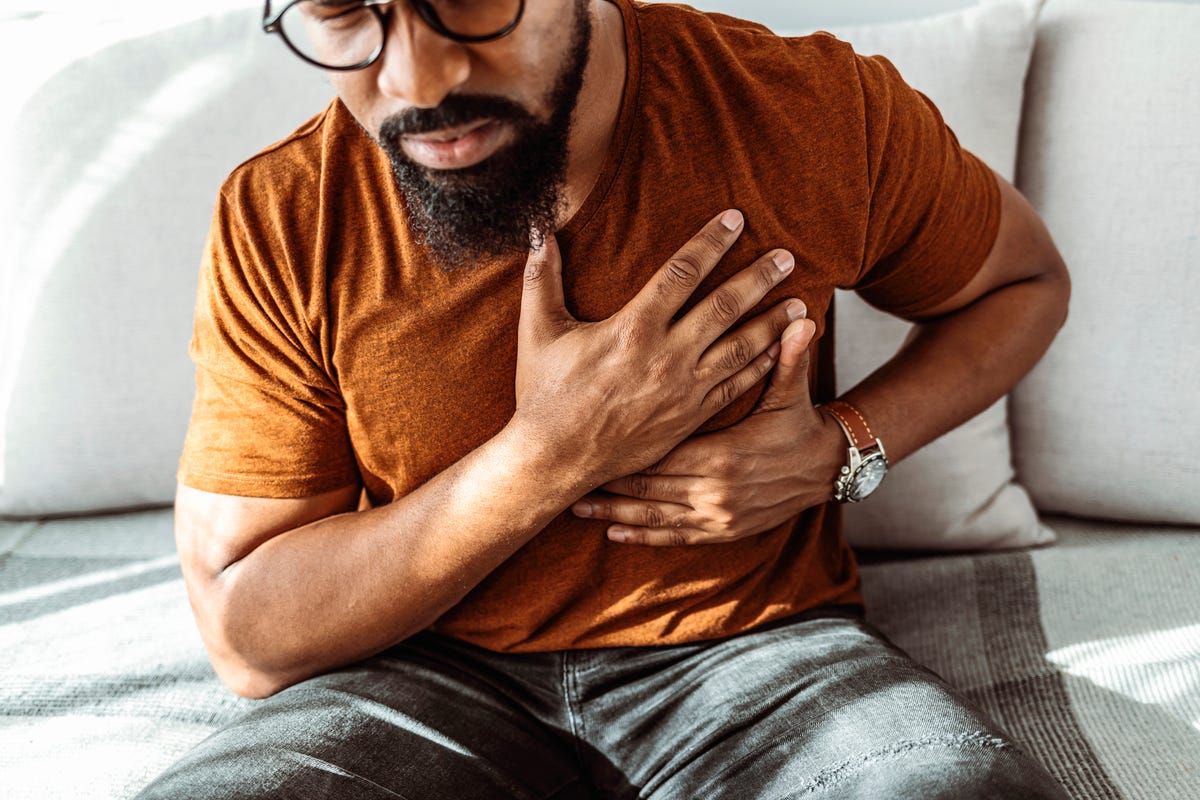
left=519, top=230, right=575, bottom=343
left=754, top=317, right=816, bottom=413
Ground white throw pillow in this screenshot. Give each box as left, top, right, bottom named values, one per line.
left=1011, top=0, right=1200, bottom=524
left=0, top=9, right=332, bottom=516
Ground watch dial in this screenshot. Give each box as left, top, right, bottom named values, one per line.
left=851, top=458, right=887, bottom=501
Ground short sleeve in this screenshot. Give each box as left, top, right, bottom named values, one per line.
left=849, top=53, right=1002, bottom=320
left=177, top=187, right=359, bottom=497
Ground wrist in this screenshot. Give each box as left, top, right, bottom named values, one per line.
left=814, top=406, right=847, bottom=504
left=818, top=400, right=890, bottom=504
left=498, top=414, right=601, bottom=501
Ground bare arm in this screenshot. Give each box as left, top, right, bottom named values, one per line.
left=176, top=211, right=806, bottom=698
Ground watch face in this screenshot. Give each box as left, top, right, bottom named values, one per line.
left=850, top=456, right=888, bottom=501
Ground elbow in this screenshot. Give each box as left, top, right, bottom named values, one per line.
left=212, top=656, right=293, bottom=700
left=203, top=611, right=302, bottom=699
left=186, top=571, right=301, bottom=700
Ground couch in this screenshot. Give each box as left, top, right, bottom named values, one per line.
left=1, top=0, right=1197, bottom=797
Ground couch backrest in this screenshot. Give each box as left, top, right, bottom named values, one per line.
left=0, top=8, right=332, bottom=516
left=1011, top=0, right=1200, bottom=524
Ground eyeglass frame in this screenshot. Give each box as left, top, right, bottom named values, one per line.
left=262, top=0, right=527, bottom=72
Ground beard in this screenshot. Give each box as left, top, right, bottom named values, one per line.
left=376, top=3, right=593, bottom=270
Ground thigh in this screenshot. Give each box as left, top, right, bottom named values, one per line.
left=135, top=634, right=589, bottom=800
left=579, top=613, right=1070, bottom=800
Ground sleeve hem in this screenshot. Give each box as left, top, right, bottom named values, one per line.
left=858, top=156, right=1002, bottom=321
left=176, top=466, right=360, bottom=499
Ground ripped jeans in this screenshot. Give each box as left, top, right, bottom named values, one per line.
left=136, top=609, right=1070, bottom=799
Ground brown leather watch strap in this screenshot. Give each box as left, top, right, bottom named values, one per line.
left=822, top=399, right=879, bottom=451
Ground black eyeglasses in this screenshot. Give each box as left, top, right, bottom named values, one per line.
left=263, top=0, right=525, bottom=72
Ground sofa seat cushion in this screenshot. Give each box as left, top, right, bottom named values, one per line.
left=862, top=515, right=1200, bottom=799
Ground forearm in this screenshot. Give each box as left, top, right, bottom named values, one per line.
left=839, top=267, right=1070, bottom=466
left=205, top=423, right=590, bottom=698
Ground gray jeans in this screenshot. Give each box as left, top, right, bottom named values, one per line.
left=137, top=609, right=1070, bottom=799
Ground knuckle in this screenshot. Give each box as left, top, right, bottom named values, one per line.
left=669, top=529, right=691, bottom=547
left=628, top=475, right=652, bottom=500
left=721, top=336, right=752, bottom=371
left=716, top=378, right=741, bottom=407
left=706, top=488, right=731, bottom=509
left=663, top=253, right=704, bottom=289
left=642, top=506, right=667, bottom=529
left=712, top=451, right=741, bottom=478
left=613, top=320, right=646, bottom=351
left=523, top=258, right=545, bottom=286
left=773, top=305, right=794, bottom=335
left=756, top=262, right=781, bottom=295
left=696, top=227, right=729, bottom=258
left=708, top=287, right=742, bottom=326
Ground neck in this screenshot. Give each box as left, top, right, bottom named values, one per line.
left=559, top=0, right=627, bottom=228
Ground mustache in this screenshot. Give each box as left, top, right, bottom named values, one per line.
left=378, top=94, right=533, bottom=139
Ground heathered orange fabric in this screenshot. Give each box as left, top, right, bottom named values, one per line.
left=179, top=0, right=1001, bottom=653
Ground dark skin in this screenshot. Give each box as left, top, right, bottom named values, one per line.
left=174, top=0, right=1069, bottom=698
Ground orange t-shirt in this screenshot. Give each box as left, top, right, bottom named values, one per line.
left=179, top=0, right=1000, bottom=652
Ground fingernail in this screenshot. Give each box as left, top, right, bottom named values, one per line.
left=720, top=210, right=744, bottom=231
left=773, top=251, right=795, bottom=273
left=787, top=300, right=807, bottom=321
left=768, top=342, right=782, bottom=359
left=573, top=501, right=592, bottom=517
left=608, top=527, right=629, bottom=542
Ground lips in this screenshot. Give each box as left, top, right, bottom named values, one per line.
left=400, top=118, right=508, bottom=170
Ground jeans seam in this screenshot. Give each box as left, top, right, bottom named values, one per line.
left=560, top=651, right=589, bottom=777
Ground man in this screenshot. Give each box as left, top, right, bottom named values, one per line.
left=140, top=0, right=1072, bottom=797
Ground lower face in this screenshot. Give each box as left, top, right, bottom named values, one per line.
left=352, top=1, right=595, bottom=270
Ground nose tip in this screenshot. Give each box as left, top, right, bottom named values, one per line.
left=375, top=11, right=471, bottom=108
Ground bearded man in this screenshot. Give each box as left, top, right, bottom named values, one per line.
left=138, top=0, right=1073, bottom=797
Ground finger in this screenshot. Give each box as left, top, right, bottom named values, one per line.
left=701, top=340, right=780, bottom=414
left=698, top=298, right=806, bottom=384
left=639, top=440, right=709, bottom=478
left=675, top=248, right=795, bottom=351
left=755, top=317, right=817, bottom=413
left=625, top=210, right=745, bottom=324
left=606, top=526, right=706, bottom=547
left=519, top=231, right=574, bottom=344
left=572, top=493, right=693, bottom=530
left=591, top=474, right=694, bottom=505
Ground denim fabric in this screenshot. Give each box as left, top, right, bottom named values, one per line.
left=137, top=610, right=1070, bottom=799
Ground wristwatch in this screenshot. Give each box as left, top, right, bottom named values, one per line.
left=822, top=400, right=888, bottom=504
